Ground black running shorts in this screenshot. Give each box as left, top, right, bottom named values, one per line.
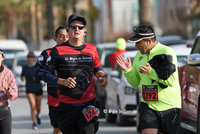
left=56, top=99, right=99, bottom=134
left=138, top=102, right=181, bottom=134
left=48, top=105, right=58, bottom=128
left=26, top=89, right=43, bottom=96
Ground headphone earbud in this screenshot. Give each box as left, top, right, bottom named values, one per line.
left=66, top=29, right=69, bottom=32
left=84, top=31, right=87, bottom=35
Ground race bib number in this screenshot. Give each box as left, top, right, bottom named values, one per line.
left=82, top=105, right=100, bottom=122
left=142, top=85, right=158, bottom=101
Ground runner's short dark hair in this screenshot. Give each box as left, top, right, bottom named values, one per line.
left=55, top=26, right=67, bottom=37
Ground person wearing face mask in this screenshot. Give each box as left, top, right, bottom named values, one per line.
left=21, top=51, right=43, bottom=130
left=0, top=48, right=18, bottom=134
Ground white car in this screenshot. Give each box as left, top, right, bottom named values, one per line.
left=0, top=39, right=29, bottom=54
left=169, top=44, right=192, bottom=65
left=12, top=51, right=47, bottom=92
left=105, top=50, right=140, bottom=126
left=2, top=53, right=15, bottom=70
left=95, top=42, right=138, bottom=118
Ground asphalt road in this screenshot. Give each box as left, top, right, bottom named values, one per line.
left=9, top=92, right=140, bottom=134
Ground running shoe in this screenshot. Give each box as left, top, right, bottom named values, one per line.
left=32, top=123, right=38, bottom=130
left=37, top=116, right=41, bottom=125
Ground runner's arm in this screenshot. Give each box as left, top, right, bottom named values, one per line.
left=42, top=68, right=58, bottom=85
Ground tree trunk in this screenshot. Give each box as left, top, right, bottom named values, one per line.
left=30, top=0, right=37, bottom=50
left=37, top=3, right=43, bottom=50
left=139, top=0, right=151, bottom=25
left=90, top=19, right=95, bottom=44
left=46, top=0, right=58, bottom=39
left=62, top=3, right=72, bottom=26
left=7, top=15, right=18, bottom=39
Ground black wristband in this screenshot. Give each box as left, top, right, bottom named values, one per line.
left=5, top=87, right=10, bottom=92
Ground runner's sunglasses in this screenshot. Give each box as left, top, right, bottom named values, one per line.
left=69, top=24, right=85, bottom=30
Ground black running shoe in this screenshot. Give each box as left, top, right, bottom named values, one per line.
left=37, top=116, right=41, bottom=125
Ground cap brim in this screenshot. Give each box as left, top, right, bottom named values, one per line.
left=128, top=35, right=143, bottom=43
left=128, top=33, right=155, bottom=43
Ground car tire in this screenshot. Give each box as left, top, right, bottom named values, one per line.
left=197, top=98, right=200, bottom=134
left=116, top=102, right=129, bottom=126
left=105, top=101, right=116, bottom=123
left=136, top=93, right=142, bottom=133
left=96, top=95, right=105, bottom=118
left=136, top=107, right=142, bottom=133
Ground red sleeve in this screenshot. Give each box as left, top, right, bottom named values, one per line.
left=93, top=46, right=102, bottom=69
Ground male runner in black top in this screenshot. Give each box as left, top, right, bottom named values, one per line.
left=34, top=26, right=68, bottom=134
left=43, top=14, right=108, bottom=134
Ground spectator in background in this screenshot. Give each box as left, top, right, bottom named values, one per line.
left=34, top=25, right=68, bottom=134
left=109, top=38, right=127, bottom=68
left=21, top=51, right=43, bottom=130
left=0, top=48, right=18, bottom=134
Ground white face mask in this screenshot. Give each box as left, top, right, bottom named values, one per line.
left=27, top=62, right=35, bottom=67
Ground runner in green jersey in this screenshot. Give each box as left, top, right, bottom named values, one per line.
left=116, top=24, right=181, bottom=134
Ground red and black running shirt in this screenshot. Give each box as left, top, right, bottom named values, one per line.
left=45, top=41, right=102, bottom=105
left=35, top=48, right=59, bottom=107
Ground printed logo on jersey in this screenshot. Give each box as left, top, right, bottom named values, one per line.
left=38, top=55, right=44, bottom=61
left=47, top=55, right=51, bottom=62
left=88, top=93, right=93, bottom=98
left=65, top=56, right=92, bottom=63
left=139, top=56, right=143, bottom=61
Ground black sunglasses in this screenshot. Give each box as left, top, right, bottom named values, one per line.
left=69, top=24, right=85, bottom=30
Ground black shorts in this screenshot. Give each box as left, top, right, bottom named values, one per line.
left=26, top=89, right=43, bottom=96
left=48, top=105, right=58, bottom=128
left=138, top=102, right=181, bottom=134
left=56, top=99, right=99, bottom=134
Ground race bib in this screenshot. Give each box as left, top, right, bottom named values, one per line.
left=142, top=85, right=158, bottom=101
left=82, top=105, right=100, bottom=122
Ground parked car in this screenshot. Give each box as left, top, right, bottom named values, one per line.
left=180, top=31, right=200, bottom=134
left=0, top=39, right=29, bottom=54
left=105, top=50, right=140, bottom=126
left=12, top=51, right=46, bottom=92
left=2, top=53, right=15, bottom=70
left=170, top=44, right=192, bottom=87
left=135, top=44, right=192, bottom=133
left=157, top=35, right=186, bottom=46
left=95, top=42, right=138, bottom=117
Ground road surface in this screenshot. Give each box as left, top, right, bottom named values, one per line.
left=9, top=92, right=140, bottom=134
